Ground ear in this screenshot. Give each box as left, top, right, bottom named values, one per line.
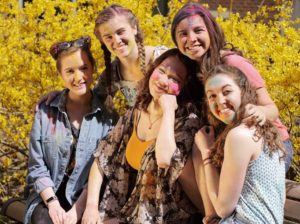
left=133, top=25, right=138, bottom=36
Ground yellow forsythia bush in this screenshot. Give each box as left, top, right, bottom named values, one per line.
left=0, top=0, right=299, bottom=202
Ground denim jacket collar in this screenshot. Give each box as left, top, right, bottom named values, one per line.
left=49, top=89, right=103, bottom=115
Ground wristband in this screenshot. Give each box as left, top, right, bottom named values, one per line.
left=46, top=195, right=58, bottom=206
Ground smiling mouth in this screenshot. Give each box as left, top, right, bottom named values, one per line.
left=73, top=82, right=86, bottom=88
left=186, top=45, right=202, bottom=51
left=217, top=106, right=234, bottom=119
left=155, top=84, right=168, bottom=94
left=114, top=44, right=126, bottom=51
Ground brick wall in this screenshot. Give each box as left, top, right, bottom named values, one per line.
left=200, top=0, right=276, bottom=17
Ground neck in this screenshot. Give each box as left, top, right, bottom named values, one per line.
left=118, top=44, right=144, bottom=81
left=147, top=100, right=162, bottom=116
left=67, top=90, right=92, bottom=107
left=118, top=42, right=139, bottom=65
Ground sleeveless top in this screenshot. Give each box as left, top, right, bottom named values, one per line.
left=125, top=111, right=155, bottom=170
left=220, top=144, right=285, bottom=224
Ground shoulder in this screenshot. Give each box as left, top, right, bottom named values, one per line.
left=145, top=45, right=168, bottom=62
left=225, top=125, right=259, bottom=155
left=227, top=125, right=253, bottom=139
left=222, top=52, right=248, bottom=66
left=222, top=53, right=264, bottom=88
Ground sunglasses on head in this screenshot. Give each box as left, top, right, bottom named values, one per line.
left=50, top=36, right=91, bottom=59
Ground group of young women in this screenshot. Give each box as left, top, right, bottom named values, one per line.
left=24, top=3, right=292, bottom=224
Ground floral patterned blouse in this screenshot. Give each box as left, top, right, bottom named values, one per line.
left=94, top=107, right=203, bottom=223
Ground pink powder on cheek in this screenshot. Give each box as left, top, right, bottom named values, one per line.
left=151, top=70, right=161, bottom=80
left=169, top=82, right=180, bottom=96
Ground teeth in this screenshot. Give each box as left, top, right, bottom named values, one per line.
left=220, top=108, right=229, bottom=113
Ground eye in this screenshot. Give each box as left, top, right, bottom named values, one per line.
left=158, top=67, right=165, bottom=74
left=80, top=65, right=89, bottom=71
left=207, top=93, right=216, bottom=101
left=178, top=31, right=187, bottom=38
left=65, top=69, right=74, bottom=75
left=223, top=89, right=232, bottom=96
left=168, top=76, right=179, bottom=84
left=117, top=29, right=125, bottom=35
left=104, top=35, right=112, bottom=41
left=194, top=27, right=204, bottom=34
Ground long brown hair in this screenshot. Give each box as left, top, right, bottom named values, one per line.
left=171, top=3, right=241, bottom=77
left=135, top=48, right=204, bottom=116
left=204, top=65, right=285, bottom=168
left=94, top=4, right=146, bottom=94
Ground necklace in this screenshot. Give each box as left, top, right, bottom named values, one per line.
left=148, top=114, right=161, bottom=130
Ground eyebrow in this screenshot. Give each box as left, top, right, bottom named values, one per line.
left=206, top=84, right=232, bottom=93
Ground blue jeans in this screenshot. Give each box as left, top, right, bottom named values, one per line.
left=283, top=139, right=293, bottom=172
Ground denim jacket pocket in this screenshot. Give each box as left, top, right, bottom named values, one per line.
left=41, top=136, right=60, bottom=166
left=42, top=136, right=69, bottom=167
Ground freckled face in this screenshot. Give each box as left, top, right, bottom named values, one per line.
left=149, top=56, right=187, bottom=100
left=205, top=74, right=241, bottom=124
left=175, top=15, right=210, bottom=62
left=59, top=49, right=93, bottom=98
left=97, top=15, right=138, bottom=59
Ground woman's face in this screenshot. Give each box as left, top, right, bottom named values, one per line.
left=175, top=15, right=210, bottom=62
left=59, top=49, right=93, bottom=98
left=149, top=56, right=187, bottom=100
left=97, top=15, right=138, bottom=59
left=205, top=74, right=241, bottom=124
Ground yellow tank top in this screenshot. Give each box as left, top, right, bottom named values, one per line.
left=126, top=112, right=155, bottom=170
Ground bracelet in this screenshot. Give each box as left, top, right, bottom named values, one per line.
left=46, top=195, right=58, bottom=206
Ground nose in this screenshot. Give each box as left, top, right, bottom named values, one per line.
left=216, top=94, right=226, bottom=106
left=187, top=31, right=197, bottom=42
left=74, top=70, right=83, bottom=82
left=113, top=34, right=122, bottom=44
left=157, top=75, right=169, bottom=88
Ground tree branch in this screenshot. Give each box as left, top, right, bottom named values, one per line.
left=0, top=140, right=28, bottom=157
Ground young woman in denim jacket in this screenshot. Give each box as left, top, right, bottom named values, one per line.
left=24, top=36, right=115, bottom=224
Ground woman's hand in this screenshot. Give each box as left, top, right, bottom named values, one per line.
left=158, top=94, right=178, bottom=112
left=243, top=103, right=266, bottom=126
left=81, top=204, right=101, bottom=224
left=35, top=90, right=61, bottom=112
left=194, top=126, right=215, bottom=159
left=64, top=206, right=78, bottom=224
left=47, top=200, right=66, bottom=224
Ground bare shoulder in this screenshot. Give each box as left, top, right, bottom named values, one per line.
left=144, top=46, right=156, bottom=56
left=145, top=45, right=168, bottom=62
left=226, top=125, right=259, bottom=150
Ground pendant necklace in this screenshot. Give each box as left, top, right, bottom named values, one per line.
left=148, top=114, right=161, bottom=130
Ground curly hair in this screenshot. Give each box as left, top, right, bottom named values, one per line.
left=135, top=48, right=205, bottom=117
left=94, top=4, right=146, bottom=95
left=203, top=65, right=286, bottom=168
left=171, top=3, right=242, bottom=77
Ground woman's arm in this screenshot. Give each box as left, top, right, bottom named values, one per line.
left=40, top=187, right=66, bottom=224
left=226, top=56, right=279, bottom=123
left=192, top=144, right=216, bottom=217
left=81, top=160, right=104, bottom=224
left=34, top=91, right=61, bottom=111
left=155, top=94, right=177, bottom=168
left=65, top=188, right=87, bottom=224
left=27, top=107, right=55, bottom=194
left=195, top=126, right=255, bottom=218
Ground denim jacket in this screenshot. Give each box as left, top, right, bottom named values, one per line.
left=24, top=89, right=116, bottom=224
